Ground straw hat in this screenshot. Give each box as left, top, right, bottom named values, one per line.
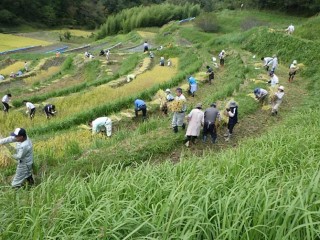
left=196, top=103, right=202, bottom=109
left=278, top=86, right=285, bottom=91
left=165, top=88, right=171, bottom=93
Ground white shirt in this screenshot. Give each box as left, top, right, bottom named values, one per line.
left=0, top=75, right=4, bottom=80
left=287, top=25, right=294, bottom=32
left=219, top=52, right=225, bottom=59
left=270, top=74, right=279, bottom=86
left=26, top=102, right=35, bottom=109
left=256, top=89, right=268, bottom=98
left=143, top=42, right=148, bottom=47
left=290, top=64, right=297, bottom=71
left=263, top=57, right=273, bottom=66
left=92, top=117, right=111, bottom=133
left=272, top=57, right=278, bottom=69
left=2, top=95, right=10, bottom=103
left=275, top=91, right=284, bottom=100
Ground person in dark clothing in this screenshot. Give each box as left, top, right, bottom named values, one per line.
left=224, top=101, right=238, bottom=141
left=206, top=66, right=214, bottom=84
left=43, top=104, right=56, bottom=119
left=99, top=50, right=105, bottom=56
left=203, top=103, right=221, bottom=144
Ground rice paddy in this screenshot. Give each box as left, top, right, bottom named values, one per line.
left=0, top=61, right=25, bottom=75
left=0, top=33, right=51, bottom=52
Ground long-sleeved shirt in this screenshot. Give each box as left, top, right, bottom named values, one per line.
left=272, top=57, right=278, bottom=69
left=0, top=136, right=33, bottom=164
left=228, top=107, right=238, bottom=124
left=275, top=91, right=285, bottom=101
left=188, top=77, right=196, bottom=85
left=2, top=95, right=10, bottom=103
left=166, top=93, right=174, bottom=101
left=26, top=102, right=35, bottom=110
left=92, top=117, right=111, bottom=134
left=219, top=52, right=225, bottom=59
left=270, top=74, right=279, bottom=86
left=134, top=99, right=146, bottom=108
left=204, top=107, right=220, bottom=124
left=263, top=57, right=273, bottom=66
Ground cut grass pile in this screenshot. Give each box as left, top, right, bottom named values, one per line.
left=0, top=33, right=51, bottom=52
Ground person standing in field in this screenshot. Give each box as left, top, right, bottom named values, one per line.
left=268, top=71, right=279, bottom=87
left=143, top=41, right=149, bottom=52
left=24, top=62, right=29, bottom=72
left=88, top=117, right=112, bottom=137
left=188, top=76, right=197, bottom=97
left=184, top=103, right=204, bottom=145
left=2, top=93, right=12, bottom=113
left=271, top=55, right=278, bottom=72
left=219, top=50, right=226, bottom=67
left=0, top=128, right=34, bottom=188
left=271, top=86, right=285, bottom=116
left=43, top=104, right=56, bottom=119
left=172, top=87, right=187, bottom=133
left=254, top=88, right=269, bottom=105
left=23, top=100, right=36, bottom=119
left=285, top=24, right=295, bottom=35
left=106, top=49, right=110, bottom=61
left=203, top=103, right=221, bottom=144
left=206, top=65, right=214, bottom=85
left=224, top=101, right=238, bottom=141
left=261, top=57, right=274, bottom=72
left=134, top=99, right=147, bottom=120
left=288, top=60, right=299, bottom=82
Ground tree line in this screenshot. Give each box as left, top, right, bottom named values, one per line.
left=96, top=3, right=201, bottom=39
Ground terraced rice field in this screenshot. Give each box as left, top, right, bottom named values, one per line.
left=0, top=33, right=51, bottom=52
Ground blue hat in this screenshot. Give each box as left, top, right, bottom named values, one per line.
left=254, top=88, right=260, bottom=94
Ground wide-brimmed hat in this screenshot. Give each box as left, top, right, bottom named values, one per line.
left=293, top=60, right=297, bottom=64
left=278, top=86, right=285, bottom=91
left=196, top=103, right=202, bottom=109
left=229, top=101, right=237, bottom=107
left=165, top=88, right=171, bottom=93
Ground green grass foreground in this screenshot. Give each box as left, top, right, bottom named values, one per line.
left=1, top=10, right=320, bottom=239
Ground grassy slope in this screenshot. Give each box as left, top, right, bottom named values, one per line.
left=1, top=10, right=320, bottom=239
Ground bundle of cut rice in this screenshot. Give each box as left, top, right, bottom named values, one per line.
left=167, top=100, right=185, bottom=112
left=154, top=89, right=167, bottom=109
left=0, top=146, right=14, bottom=168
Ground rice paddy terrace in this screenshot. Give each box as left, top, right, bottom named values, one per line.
left=0, top=10, right=320, bottom=239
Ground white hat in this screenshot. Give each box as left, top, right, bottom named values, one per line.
left=293, top=60, right=297, bottom=64
left=165, top=88, right=171, bottom=92
left=222, top=50, right=225, bottom=53
left=278, top=86, right=285, bottom=91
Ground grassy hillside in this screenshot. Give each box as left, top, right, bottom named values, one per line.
left=1, top=10, right=319, bottom=239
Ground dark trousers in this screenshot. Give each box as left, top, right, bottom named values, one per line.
left=186, top=136, right=197, bottom=143
left=135, top=105, right=147, bottom=117
left=44, top=109, right=54, bottom=118
left=228, top=122, right=237, bottom=134
left=30, top=108, right=36, bottom=119
left=203, top=122, right=217, bottom=141
left=2, top=102, right=9, bottom=112
left=220, top=59, right=225, bottom=66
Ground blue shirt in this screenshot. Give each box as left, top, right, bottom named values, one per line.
left=135, top=99, right=146, bottom=108
left=188, top=76, right=196, bottom=85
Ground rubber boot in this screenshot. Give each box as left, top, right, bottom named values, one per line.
left=182, top=123, right=186, bottom=130
left=212, top=137, right=217, bottom=144
left=202, top=136, right=207, bottom=143
left=26, top=175, right=34, bottom=185
left=173, top=126, right=178, bottom=133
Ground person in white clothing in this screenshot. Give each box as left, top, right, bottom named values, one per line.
left=88, top=117, right=112, bottom=137
left=261, top=57, right=274, bottom=71
left=219, top=50, right=226, bottom=66
left=172, top=88, right=187, bottom=133
left=143, top=41, right=149, bottom=52
left=0, top=74, right=4, bottom=81
left=268, top=71, right=279, bottom=87
left=184, top=103, right=204, bottom=145
left=2, top=93, right=11, bottom=113
left=271, top=55, right=278, bottom=72
left=0, top=128, right=34, bottom=188
left=272, top=86, right=285, bottom=115
left=106, top=49, right=110, bottom=61
left=161, top=89, right=174, bottom=115
left=24, top=62, right=29, bottom=72
left=285, top=24, right=295, bottom=35
left=23, top=100, right=36, bottom=119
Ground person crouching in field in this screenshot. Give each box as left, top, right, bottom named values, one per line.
left=162, top=89, right=174, bottom=115
left=188, top=76, right=197, bottom=97
left=88, top=117, right=112, bottom=137
left=184, top=103, right=204, bottom=146
left=271, top=86, right=285, bottom=116
left=23, top=100, right=36, bottom=120
left=2, top=93, right=11, bottom=113
left=254, top=88, right=269, bottom=106
left=261, top=56, right=274, bottom=72
left=0, top=128, right=34, bottom=188
left=288, top=60, right=299, bottom=83
left=134, top=99, right=147, bottom=120
left=43, top=104, right=56, bottom=119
